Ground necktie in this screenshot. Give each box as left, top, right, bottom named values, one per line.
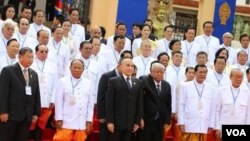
left=126, top=77, right=131, bottom=90
left=23, top=68, right=29, bottom=85
left=156, top=84, right=161, bottom=96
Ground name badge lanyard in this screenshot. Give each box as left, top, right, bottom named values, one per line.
left=70, top=77, right=82, bottom=95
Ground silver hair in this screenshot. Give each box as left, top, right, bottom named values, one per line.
left=151, top=62, right=165, bottom=71
left=230, top=68, right=244, bottom=78
left=1, top=19, right=15, bottom=30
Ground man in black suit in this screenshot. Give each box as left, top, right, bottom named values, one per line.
left=105, top=58, right=143, bottom=141
left=0, top=47, right=41, bottom=141
left=140, top=61, right=172, bottom=141
left=97, top=61, right=122, bottom=141
left=97, top=51, right=133, bottom=141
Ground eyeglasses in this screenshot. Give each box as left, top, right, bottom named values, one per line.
left=39, top=50, right=48, bottom=54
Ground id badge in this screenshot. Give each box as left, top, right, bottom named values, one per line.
left=26, top=86, right=32, bottom=95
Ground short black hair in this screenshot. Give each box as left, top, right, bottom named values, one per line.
left=69, top=8, right=79, bottom=15
left=239, top=34, right=249, bottom=42
left=33, top=10, right=44, bottom=17
left=214, top=56, right=227, bottom=64
left=194, top=64, right=207, bottom=72
left=19, top=47, right=33, bottom=55
left=35, top=44, right=48, bottom=52
left=132, top=23, right=142, bottom=30
left=164, top=25, right=174, bottom=32
left=171, top=50, right=182, bottom=57
left=116, top=22, right=126, bottom=29
left=51, top=26, right=62, bottom=33
left=196, top=51, right=208, bottom=58
left=7, top=38, right=18, bottom=46
left=157, top=52, right=170, bottom=61
left=21, top=6, right=32, bottom=13
left=113, top=35, right=125, bottom=42
left=54, top=14, right=65, bottom=24
left=79, top=41, right=92, bottom=50
left=203, top=21, right=214, bottom=28
left=37, top=30, right=49, bottom=38
left=121, top=50, right=133, bottom=58
left=185, top=67, right=194, bottom=74
left=246, top=67, right=250, bottom=74
left=99, top=26, right=106, bottom=38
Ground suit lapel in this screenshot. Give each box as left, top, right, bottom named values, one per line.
left=28, top=68, right=33, bottom=86
left=14, top=63, right=26, bottom=86
left=148, top=75, right=158, bottom=96
left=120, top=76, right=130, bottom=91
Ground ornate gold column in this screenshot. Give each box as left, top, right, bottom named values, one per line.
left=196, top=0, right=216, bottom=34
left=89, top=0, right=118, bottom=38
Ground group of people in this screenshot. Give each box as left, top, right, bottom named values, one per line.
left=0, top=3, right=250, bottom=141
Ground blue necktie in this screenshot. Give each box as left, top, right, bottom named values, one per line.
left=126, top=77, right=131, bottom=90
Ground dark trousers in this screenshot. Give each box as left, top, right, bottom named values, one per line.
left=99, top=123, right=108, bottom=141
left=0, top=120, right=31, bottom=141
left=108, top=129, right=132, bottom=141
left=141, top=119, right=163, bottom=141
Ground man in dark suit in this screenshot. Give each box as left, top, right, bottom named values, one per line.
left=105, top=58, right=143, bottom=141
left=0, top=47, right=41, bottom=141
left=140, top=61, right=172, bottom=141
left=97, top=61, right=122, bottom=141
left=97, top=51, right=133, bottom=141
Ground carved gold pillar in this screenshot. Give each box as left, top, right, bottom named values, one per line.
left=89, top=0, right=118, bottom=38
left=196, top=0, right=216, bottom=35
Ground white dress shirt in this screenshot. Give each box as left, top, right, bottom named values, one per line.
left=106, top=35, right=131, bottom=51
left=30, top=58, right=58, bottom=108
left=99, top=48, right=121, bottom=71
left=165, top=65, right=186, bottom=113
left=0, top=34, right=11, bottom=57
left=70, top=23, right=85, bottom=48
left=13, top=32, right=37, bottom=51
left=181, top=40, right=202, bottom=67
left=27, top=23, right=51, bottom=39
left=194, top=35, right=220, bottom=64
left=55, top=75, right=94, bottom=130
left=178, top=80, right=216, bottom=133
left=133, top=55, right=156, bottom=78
left=75, top=55, right=102, bottom=101
left=0, top=55, right=17, bottom=73
left=47, top=39, right=70, bottom=79
left=205, top=70, right=230, bottom=88
left=219, top=44, right=237, bottom=65
left=215, top=85, right=250, bottom=130
left=153, top=38, right=171, bottom=58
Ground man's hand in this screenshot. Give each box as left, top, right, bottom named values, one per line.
left=179, top=125, right=185, bottom=132
left=56, top=120, right=63, bottom=129
left=98, top=118, right=106, bottom=124
left=107, top=123, right=114, bottom=133
left=86, top=122, right=93, bottom=134
left=133, top=124, right=139, bottom=133
left=0, top=113, right=8, bottom=122
left=32, top=115, right=38, bottom=123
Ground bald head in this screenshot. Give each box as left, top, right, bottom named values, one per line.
left=121, top=58, right=134, bottom=77
left=90, top=26, right=101, bottom=38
